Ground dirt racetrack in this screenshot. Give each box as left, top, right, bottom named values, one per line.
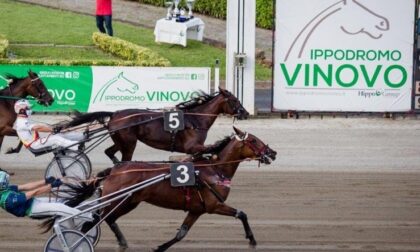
left=1, top=115, right=420, bottom=252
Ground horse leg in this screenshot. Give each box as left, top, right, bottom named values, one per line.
left=213, top=204, right=257, bottom=247
left=154, top=212, right=202, bottom=252
left=105, top=202, right=140, bottom=249
left=104, top=144, right=120, bottom=164
left=5, top=141, right=23, bottom=154
left=107, top=220, right=129, bottom=249
left=0, top=126, right=19, bottom=153
left=120, top=138, right=137, bottom=162
left=0, top=135, right=4, bottom=153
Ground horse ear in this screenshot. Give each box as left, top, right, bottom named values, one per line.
left=28, top=70, right=34, bottom=78
left=219, top=87, right=226, bottom=94
left=232, top=126, right=244, bottom=136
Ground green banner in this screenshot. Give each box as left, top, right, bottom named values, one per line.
left=0, top=65, right=93, bottom=112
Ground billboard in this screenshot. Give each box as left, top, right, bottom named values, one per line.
left=273, top=0, right=415, bottom=112
left=0, top=65, right=210, bottom=112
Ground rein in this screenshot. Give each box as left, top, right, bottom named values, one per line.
left=73, top=158, right=260, bottom=184
left=0, top=95, right=36, bottom=101
left=61, top=111, right=240, bottom=134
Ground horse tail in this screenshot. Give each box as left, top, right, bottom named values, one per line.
left=38, top=216, right=57, bottom=234
left=60, top=168, right=112, bottom=207
left=38, top=168, right=113, bottom=233
left=64, top=111, right=114, bottom=128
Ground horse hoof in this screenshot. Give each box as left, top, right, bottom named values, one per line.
left=118, top=245, right=128, bottom=252
left=5, top=148, right=15, bottom=154
left=152, top=246, right=165, bottom=252
left=249, top=240, right=257, bottom=248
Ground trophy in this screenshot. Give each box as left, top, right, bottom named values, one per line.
left=173, top=0, right=180, bottom=18
left=187, top=0, right=195, bottom=19
left=165, top=1, right=173, bottom=20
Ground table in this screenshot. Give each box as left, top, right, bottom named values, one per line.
left=154, top=17, right=205, bottom=47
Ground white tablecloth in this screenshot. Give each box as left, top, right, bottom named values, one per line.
left=154, top=18, right=205, bottom=47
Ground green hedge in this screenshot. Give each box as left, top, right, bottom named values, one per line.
left=0, top=35, right=8, bottom=58
left=0, top=59, right=138, bottom=66
left=135, top=0, right=273, bottom=29
left=92, top=32, right=171, bottom=66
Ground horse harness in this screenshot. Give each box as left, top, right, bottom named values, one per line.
left=179, top=171, right=229, bottom=212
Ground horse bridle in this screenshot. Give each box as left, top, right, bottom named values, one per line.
left=7, top=76, right=46, bottom=102
left=234, top=133, right=270, bottom=160
left=31, top=77, right=47, bottom=100
left=223, top=93, right=244, bottom=116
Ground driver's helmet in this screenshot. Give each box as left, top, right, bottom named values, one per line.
left=0, top=171, right=9, bottom=191
left=14, top=99, right=32, bottom=116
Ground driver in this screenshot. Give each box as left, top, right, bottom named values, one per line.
left=14, top=99, right=85, bottom=151
left=0, top=170, right=92, bottom=221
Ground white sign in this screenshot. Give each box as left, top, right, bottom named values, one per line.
left=273, top=0, right=415, bottom=112
left=89, top=67, right=210, bottom=111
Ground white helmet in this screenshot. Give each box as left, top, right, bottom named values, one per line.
left=0, top=171, right=9, bottom=191
left=14, top=99, right=32, bottom=115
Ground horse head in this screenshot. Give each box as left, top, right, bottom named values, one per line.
left=218, top=87, right=249, bottom=120
left=232, top=126, right=277, bottom=164
left=26, top=70, right=54, bottom=106
left=116, top=72, right=139, bottom=94
left=340, top=0, right=389, bottom=39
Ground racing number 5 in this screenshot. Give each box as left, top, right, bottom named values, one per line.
left=164, top=110, right=184, bottom=132
left=168, top=112, right=180, bottom=129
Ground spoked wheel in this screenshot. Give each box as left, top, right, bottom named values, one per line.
left=45, top=156, right=88, bottom=180
left=86, top=224, right=101, bottom=247
left=45, top=156, right=88, bottom=198
left=58, top=219, right=101, bottom=247
left=44, top=230, right=93, bottom=252
left=63, top=150, right=92, bottom=178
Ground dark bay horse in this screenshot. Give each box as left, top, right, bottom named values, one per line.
left=0, top=70, right=54, bottom=154
left=63, top=87, right=249, bottom=163
left=62, top=127, right=276, bottom=251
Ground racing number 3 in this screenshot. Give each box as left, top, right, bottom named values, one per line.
left=170, top=163, right=195, bottom=187
left=176, top=165, right=190, bottom=183
left=164, top=110, right=185, bottom=131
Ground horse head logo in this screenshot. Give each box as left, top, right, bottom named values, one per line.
left=284, top=0, right=390, bottom=61
left=93, top=72, right=139, bottom=103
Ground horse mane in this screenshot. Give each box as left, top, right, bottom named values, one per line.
left=192, top=135, right=232, bottom=161
left=176, top=91, right=217, bottom=110
left=4, top=73, right=33, bottom=85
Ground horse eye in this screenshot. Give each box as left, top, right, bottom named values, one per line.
left=251, top=139, right=257, bottom=144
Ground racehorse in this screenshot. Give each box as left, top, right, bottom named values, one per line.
left=62, top=87, right=249, bottom=163
left=0, top=70, right=54, bottom=154
left=59, top=127, right=277, bottom=251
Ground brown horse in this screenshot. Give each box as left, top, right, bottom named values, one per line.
left=62, top=87, right=249, bottom=163
left=0, top=70, right=54, bottom=154
left=62, top=127, right=276, bottom=251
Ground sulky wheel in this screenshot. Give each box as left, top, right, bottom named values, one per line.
left=45, top=156, right=88, bottom=180
left=45, top=156, right=88, bottom=199
left=58, top=218, right=101, bottom=247
left=44, top=230, right=94, bottom=252
left=63, top=150, right=92, bottom=178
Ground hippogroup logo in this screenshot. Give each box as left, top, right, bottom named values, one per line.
left=284, top=0, right=390, bottom=61
left=93, top=72, right=140, bottom=103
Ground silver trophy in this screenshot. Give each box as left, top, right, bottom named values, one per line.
left=173, top=0, right=180, bottom=18
left=187, top=0, right=195, bottom=18
left=165, top=1, right=173, bottom=20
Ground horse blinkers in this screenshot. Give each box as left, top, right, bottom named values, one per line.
left=30, top=77, right=53, bottom=106
left=236, top=133, right=276, bottom=164
left=224, top=95, right=249, bottom=120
